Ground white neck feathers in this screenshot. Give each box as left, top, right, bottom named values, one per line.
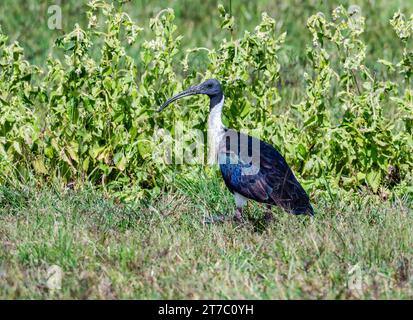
left=207, top=95, right=225, bottom=165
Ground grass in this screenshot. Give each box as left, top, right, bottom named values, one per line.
left=1, top=176, right=413, bottom=299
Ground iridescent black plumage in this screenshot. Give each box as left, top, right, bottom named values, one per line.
left=219, top=129, right=313, bottom=215
left=159, top=79, right=314, bottom=221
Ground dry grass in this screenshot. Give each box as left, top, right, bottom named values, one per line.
left=0, top=177, right=413, bottom=299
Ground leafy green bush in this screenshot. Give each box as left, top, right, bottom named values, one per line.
left=0, top=1, right=412, bottom=200
left=290, top=7, right=413, bottom=194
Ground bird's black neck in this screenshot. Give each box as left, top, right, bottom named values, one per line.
left=209, top=92, right=224, bottom=110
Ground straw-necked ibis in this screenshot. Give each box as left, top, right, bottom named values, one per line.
left=159, top=79, right=314, bottom=223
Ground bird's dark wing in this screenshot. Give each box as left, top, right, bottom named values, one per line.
left=218, top=129, right=313, bottom=215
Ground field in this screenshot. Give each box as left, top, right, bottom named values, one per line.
left=1, top=180, right=413, bottom=299
left=1, top=0, right=413, bottom=299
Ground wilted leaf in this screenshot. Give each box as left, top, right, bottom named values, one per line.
left=367, top=170, right=382, bottom=193
left=114, top=151, right=127, bottom=171
left=32, top=159, right=48, bottom=174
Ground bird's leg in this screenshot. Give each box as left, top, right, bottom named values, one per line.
left=204, top=193, right=247, bottom=225
left=233, top=193, right=247, bottom=223
left=233, top=207, right=243, bottom=222
left=264, top=204, right=273, bottom=224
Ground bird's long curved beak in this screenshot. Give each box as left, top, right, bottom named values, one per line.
left=158, top=85, right=200, bottom=112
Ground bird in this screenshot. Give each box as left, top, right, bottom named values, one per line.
left=158, top=79, right=314, bottom=223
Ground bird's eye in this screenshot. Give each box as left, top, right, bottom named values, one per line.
left=208, top=84, right=213, bottom=88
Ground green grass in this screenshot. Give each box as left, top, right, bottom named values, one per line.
left=1, top=177, right=412, bottom=299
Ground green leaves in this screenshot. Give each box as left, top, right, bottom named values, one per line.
left=218, top=4, right=235, bottom=31
left=390, top=11, right=413, bottom=42
left=0, top=2, right=412, bottom=199
left=289, top=6, right=413, bottom=194
left=390, top=11, right=413, bottom=81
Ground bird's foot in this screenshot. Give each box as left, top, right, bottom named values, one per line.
left=232, top=208, right=247, bottom=225
left=263, top=211, right=273, bottom=225
left=260, top=205, right=274, bottom=226
left=203, top=215, right=229, bottom=224
left=232, top=216, right=247, bottom=225
left=204, top=208, right=246, bottom=225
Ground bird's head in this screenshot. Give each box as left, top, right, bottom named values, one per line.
left=158, top=79, right=223, bottom=112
